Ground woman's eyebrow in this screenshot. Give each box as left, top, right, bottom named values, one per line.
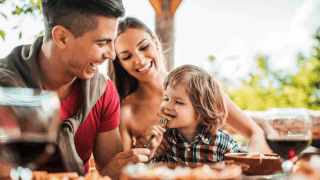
left=118, top=39, right=147, bottom=56
left=136, top=39, right=146, bottom=47
left=118, top=50, right=129, bottom=56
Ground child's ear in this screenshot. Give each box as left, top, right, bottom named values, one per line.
left=196, top=114, right=203, bottom=122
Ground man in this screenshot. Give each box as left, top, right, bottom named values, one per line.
left=0, top=0, right=150, bottom=179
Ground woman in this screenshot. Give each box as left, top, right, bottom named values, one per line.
left=108, top=17, right=272, bottom=154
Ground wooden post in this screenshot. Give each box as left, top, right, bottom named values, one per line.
left=149, top=0, right=183, bottom=72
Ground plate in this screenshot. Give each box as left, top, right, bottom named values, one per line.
left=121, top=162, right=242, bottom=180
left=224, top=153, right=282, bottom=175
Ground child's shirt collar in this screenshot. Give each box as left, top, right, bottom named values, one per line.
left=165, top=126, right=211, bottom=145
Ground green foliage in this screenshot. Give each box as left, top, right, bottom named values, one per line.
left=12, top=0, right=42, bottom=16
left=211, top=28, right=320, bottom=111
left=0, top=0, right=42, bottom=41
left=0, top=12, right=7, bottom=19
left=208, top=55, right=216, bottom=62
left=0, top=30, right=5, bottom=41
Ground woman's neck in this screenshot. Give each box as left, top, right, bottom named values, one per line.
left=135, top=68, right=168, bottom=100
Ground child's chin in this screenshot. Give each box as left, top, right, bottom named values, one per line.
left=166, top=124, right=173, bottom=128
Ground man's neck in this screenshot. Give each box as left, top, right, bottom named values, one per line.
left=38, top=41, right=77, bottom=100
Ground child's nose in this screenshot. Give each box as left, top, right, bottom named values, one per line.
left=163, top=101, right=174, bottom=110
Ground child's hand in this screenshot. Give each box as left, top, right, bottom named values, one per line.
left=146, top=123, right=166, bottom=159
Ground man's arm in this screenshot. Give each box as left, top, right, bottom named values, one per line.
left=119, top=121, right=133, bottom=151
left=93, top=127, right=150, bottom=180
left=119, top=105, right=133, bottom=151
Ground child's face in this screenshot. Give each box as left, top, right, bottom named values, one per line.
left=160, top=84, right=199, bottom=134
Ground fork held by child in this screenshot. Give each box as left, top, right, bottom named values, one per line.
left=142, top=113, right=171, bottom=148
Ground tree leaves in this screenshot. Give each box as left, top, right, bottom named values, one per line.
left=214, top=28, right=320, bottom=111
left=13, top=6, right=23, bottom=15
left=0, top=12, right=7, bottom=19
left=1, top=0, right=43, bottom=41
left=0, top=30, right=5, bottom=41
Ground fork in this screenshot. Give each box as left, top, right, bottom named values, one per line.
left=142, top=117, right=167, bottom=148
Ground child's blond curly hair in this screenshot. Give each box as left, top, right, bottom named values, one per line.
left=163, top=65, right=228, bottom=135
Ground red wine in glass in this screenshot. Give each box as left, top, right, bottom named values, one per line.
left=264, top=108, right=313, bottom=176
left=4, top=140, right=55, bottom=167
left=0, top=88, right=60, bottom=179
left=266, top=138, right=310, bottom=159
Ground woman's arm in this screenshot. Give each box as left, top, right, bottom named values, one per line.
left=224, top=94, right=272, bottom=153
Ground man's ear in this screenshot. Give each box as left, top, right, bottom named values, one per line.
left=52, top=25, right=73, bottom=49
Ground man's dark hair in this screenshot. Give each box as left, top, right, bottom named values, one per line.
left=41, top=0, right=125, bottom=40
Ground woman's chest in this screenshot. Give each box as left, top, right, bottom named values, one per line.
left=129, top=104, right=162, bottom=137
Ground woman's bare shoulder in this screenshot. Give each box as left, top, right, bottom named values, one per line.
left=120, top=102, right=134, bottom=123
left=120, top=95, right=142, bottom=122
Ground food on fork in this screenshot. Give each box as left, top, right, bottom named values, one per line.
left=157, top=113, right=174, bottom=121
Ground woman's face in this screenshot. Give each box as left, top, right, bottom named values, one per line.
left=115, top=29, right=162, bottom=82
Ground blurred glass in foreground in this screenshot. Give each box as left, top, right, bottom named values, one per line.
left=0, top=87, right=60, bottom=179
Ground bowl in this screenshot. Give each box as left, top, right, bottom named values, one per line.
left=224, top=153, right=282, bottom=175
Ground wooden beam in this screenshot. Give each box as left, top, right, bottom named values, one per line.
left=149, top=0, right=183, bottom=71
left=149, top=0, right=183, bottom=16
left=171, top=0, right=182, bottom=15
left=149, top=0, right=162, bottom=16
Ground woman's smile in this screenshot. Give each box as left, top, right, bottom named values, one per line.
left=136, top=61, right=153, bottom=75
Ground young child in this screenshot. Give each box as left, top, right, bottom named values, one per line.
left=146, top=64, right=248, bottom=165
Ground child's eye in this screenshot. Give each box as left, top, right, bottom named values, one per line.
left=176, top=101, right=183, bottom=105
left=122, top=54, right=132, bottom=60
left=140, top=44, right=149, bottom=51
left=163, top=98, right=169, bottom=102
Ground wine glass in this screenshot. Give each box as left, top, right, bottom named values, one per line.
left=308, top=110, right=320, bottom=149
left=0, top=87, right=60, bottom=179
left=263, top=108, right=312, bottom=175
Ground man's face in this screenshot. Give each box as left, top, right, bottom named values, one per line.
left=62, top=16, right=118, bottom=80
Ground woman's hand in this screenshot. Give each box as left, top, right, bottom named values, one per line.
left=245, top=132, right=273, bottom=153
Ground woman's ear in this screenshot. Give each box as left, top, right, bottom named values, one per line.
left=52, top=25, right=73, bottom=49
left=152, top=34, right=161, bottom=51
